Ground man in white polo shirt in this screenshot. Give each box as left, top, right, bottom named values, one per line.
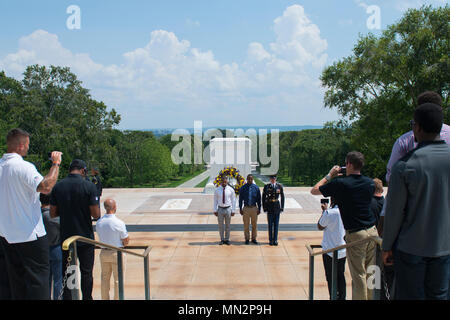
left=0, top=128, right=62, bottom=299
left=318, top=197, right=347, bottom=300
left=95, top=198, right=129, bottom=300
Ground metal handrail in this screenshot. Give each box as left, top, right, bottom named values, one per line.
left=61, top=236, right=152, bottom=300
left=305, top=236, right=383, bottom=300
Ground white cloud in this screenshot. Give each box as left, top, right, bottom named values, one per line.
left=0, top=5, right=337, bottom=129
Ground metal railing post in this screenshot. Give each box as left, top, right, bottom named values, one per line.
left=70, top=243, right=80, bottom=300
left=373, top=244, right=382, bottom=300
left=309, top=254, right=314, bottom=300
left=117, top=251, right=124, bottom=300
left=331, top=250, right=338, bottom=300
left=62, top=236, right=151, bottom=300
left=144, top=255, right=150, bottom=300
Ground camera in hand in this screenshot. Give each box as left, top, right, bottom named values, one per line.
left=320, top=198, right=329, bottom=204
left=339, top=166, right=346, bottom=175
left=47, top=152, right=52, bottom=161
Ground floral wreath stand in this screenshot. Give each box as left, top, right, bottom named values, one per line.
left=213, top=166, right=245, bottom=195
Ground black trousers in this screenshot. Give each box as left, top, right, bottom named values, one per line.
left=322, top=254, right=346, bottom=300
left=266, top=201, right=281, bottom=243
left=0, top=235, right=50, bottom=300
left=62, top=244, right=94, bottom=300
left=0, top=243, right=11, bottom=300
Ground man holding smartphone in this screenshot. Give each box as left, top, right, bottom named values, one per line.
left=311, top=152, right=377, bottom=300
left=0, top=128, right=62, bottom=300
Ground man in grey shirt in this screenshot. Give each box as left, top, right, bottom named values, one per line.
left=382, top=103, right=450, bottom=300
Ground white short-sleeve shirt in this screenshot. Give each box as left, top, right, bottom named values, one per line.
left=0, top=153, right=45, bottom=243
left=95, top=214, right=128, bottom=248
left=319, top=206, right=346, bottom=259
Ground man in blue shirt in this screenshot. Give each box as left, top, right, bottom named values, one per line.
left=239, top=174, right=262, bottom=244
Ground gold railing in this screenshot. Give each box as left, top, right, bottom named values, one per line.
left=62, top=236, right=152, bottom=300
left=305, top=236, right=383, bottom=300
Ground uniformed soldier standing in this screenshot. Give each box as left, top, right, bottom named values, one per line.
left=262, top=175, right=285, bottom=246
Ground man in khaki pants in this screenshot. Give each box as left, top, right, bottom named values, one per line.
left=311, top=152, right=378, bottom=300
left=95, top=199, right=129, bottom=300
left=238, top=174, right=262, bottom=244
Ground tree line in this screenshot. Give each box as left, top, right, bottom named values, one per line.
left=0, top=65, right=203, bottom=187
left=262, top=6, right=449, bottom=186
left=1, top=6, right=447, bottom=187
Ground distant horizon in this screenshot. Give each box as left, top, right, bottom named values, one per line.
left=136, top=124, right=323, bottom=133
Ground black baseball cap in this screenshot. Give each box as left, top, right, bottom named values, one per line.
left=69, top=159, right=87, bottom=171
left=269, top=174, right=277, bottom=179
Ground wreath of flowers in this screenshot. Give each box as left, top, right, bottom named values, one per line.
left=213, top=166, right=245, bottom=195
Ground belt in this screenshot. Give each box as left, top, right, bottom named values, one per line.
left=219, top=206, right=230, bottom=208
left=244, top=205, right=257, bottom=207
left=347, top=225, right=375, bottom=234
left=269, top=199, right=279, bottom=202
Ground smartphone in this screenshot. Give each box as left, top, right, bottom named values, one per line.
left=320, top=198, right=329, bottom=204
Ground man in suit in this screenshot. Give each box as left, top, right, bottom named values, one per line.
left=262, top=175, right=285, bottom=246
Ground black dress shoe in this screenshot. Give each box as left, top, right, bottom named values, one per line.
left=274, top=241, right=278, bottom=246
left=220, top=240, right=224, bottom=245
left=245, top=240, right=250, bottom=245
left=252, top=239, right=258, bottom=244
left=269, top=242, right=274, bottom=246
left=224, top=240, right=230, bottom=245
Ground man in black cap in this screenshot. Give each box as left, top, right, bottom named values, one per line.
left=50, top=159, right=100, bottom=300
left=262, top=175, right=285, bottom=246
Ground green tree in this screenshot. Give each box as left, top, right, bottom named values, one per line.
left=321, top=5, right=449, bottom=180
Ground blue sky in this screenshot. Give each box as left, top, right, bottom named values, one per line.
left=0, top=0, right=446, bottom=129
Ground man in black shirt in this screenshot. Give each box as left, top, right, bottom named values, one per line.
left=50, top=159, right=100, bottom=300
left=311, top=151, right=378, bottom=300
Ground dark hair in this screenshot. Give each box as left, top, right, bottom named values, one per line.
left=330, top=196, right=337, bottom=208
left=6, top=128, right=30, bottom=146
left=247, top=174, right=253, bottom=178
left=346, top=151, right=365, bottom=171
left=414, top=103, right=443, bottom=134
left=417, top=91, right=442, bottom=106
left=39, top=193, right=50, bottom=206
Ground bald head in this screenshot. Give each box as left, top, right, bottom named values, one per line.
left=103, top=198, right=117, bottom=214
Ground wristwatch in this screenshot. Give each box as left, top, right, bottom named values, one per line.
left=325, top=174, right=331, bottom=182
left=52, top=163, right=61, bottom=167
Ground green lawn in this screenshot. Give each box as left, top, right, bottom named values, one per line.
left=195, top=176, right=210, bottom=188
left=254, top=178, right=265, bottom=187
left=135, top=169, right=206, bottom=188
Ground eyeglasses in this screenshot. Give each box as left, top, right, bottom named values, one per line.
left=410, top=120, right=415, bottom=128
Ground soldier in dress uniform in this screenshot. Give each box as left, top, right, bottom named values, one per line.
left=262, top=175, right=285, bottom=246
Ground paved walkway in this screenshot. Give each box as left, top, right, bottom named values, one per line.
left=176, top=170, right=210, bottom=188
left=90, top=187, right=351, bottom=300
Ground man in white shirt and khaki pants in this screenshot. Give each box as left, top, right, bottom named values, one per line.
left=214, top=177, right=236, bottom=245
left=95, top=198, right=129, bottom=300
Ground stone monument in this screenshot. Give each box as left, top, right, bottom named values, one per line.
left=203, top=137, right=256, bottom=194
